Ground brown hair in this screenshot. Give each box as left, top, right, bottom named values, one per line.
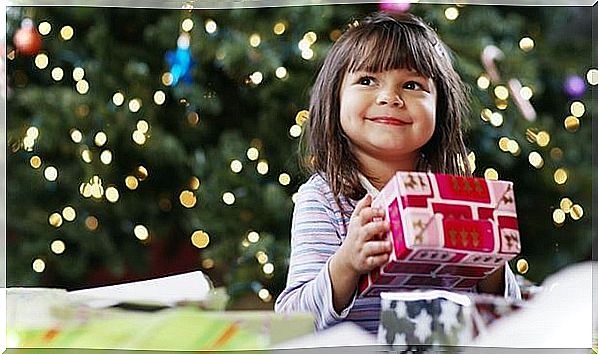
left=302, top=11, right=471, bottom=209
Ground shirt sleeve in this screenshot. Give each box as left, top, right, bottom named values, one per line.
left=274, top=179, right=355, bottom=330
left=503, top=262, right=522, bottom=300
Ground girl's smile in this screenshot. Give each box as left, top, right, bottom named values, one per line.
left=365, top=116, right=413, bottom=126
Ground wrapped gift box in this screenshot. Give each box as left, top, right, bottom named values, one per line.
left=378, top=290, right=523, bottom=349
left=11, top=307, right=316, bottom=351
left=359, top=172, right=520, bottom=297
left=8, top=274, right=315, bottom=351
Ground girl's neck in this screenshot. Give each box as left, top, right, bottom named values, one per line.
left=356, top=151, right=419, bottom=190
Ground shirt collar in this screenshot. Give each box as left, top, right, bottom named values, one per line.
left=358, top=173, right=380, bottom=198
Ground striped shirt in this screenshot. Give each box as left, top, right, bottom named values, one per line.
left=275, top=173, right=521, bottom=334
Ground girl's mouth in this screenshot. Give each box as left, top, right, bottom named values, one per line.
left=367, top=117, right=412, bottom=126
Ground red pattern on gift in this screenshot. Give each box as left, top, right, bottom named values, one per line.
left=478, top=207, right=494, bottom=221
left=383, top=262, right=439, bottom=274
left=497, top=215, right=518, bottom=230
left=442, top=218, right=494, bottom=252
left=437, top=265, right=494, bottom=277
left=432, top=203, right=473, bottom=219
left=402, top=195, right=431, bottom=208
left=436, top=174, right=491, bottom=203
left=388, top=198, right=411, bottom=260
left=371, top=267, right=409, bottom=286
left=409, top=249, right=456, bottom=262
left=405, top=276, right=459, bottom=287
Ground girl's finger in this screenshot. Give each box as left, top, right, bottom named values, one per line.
left=350, top=194, right=372, bottom=221
left=364, top=253, right=390, bottom=270
left=363, top=239, right=393, bottom=256
left=361, top=220, right=390, bottom=241
left=357, top=207, right=386, bottom=225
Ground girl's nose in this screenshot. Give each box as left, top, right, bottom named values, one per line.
left=375, top=90, right=403, bottom=107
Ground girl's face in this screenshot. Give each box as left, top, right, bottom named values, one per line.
left=339, top=68, right=437, bottom=170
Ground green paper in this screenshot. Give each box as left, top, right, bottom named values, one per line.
left=13, top=307, right=314, bottom=351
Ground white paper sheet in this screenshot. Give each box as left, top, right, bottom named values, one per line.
left=272, top=322, right=377, bottom=349
left=68, top=270, right=212, bottom=308
left=472, top=261, right=593, bottom=348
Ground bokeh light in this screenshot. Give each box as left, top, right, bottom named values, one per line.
left=484, top=168, right=498, bottom=180
left=273, top=22, right=286, bottom=35
left=179, top=190, right=197, bottom=208
left=516, top=259, right=529, bottom=274
left=60, top=25, right=74, bottom=40
left=112, top=92, right=125, bottom=106
left=134, top=224, right=149, bottom=240
left=51, top=240, right=66, bottom=254
left=552, top=208, right=566, bottom=225
left=105, top=186, right=120, bottom=203
left=553, top=168, right=568, bottom=185
left=62, top=206, right=76, bottom=221
left=222, top=192, right=235, bottom=205
left=444, top=7, right=459, bottom=20
left=257, top=161, right=269, bottom=175
left=477, top=75, right=490, bottom=89
left=44, top=166, right=58, bottom=181
left=248, top=231, right=260, bottom=243
left=38, top=21, right=52, bottom=35
left=191, top=230, right=210, bottom=248
left=230, top=160, right=243, bottom=173
left=32, top=259, right=46, bottom=273
left=247, top=147, right=259, bottom=161
left=278, top=173, right=291, bottom=185
left=519, top=37, right=534, bottom=51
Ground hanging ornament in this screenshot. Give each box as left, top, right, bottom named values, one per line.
left=563, top=75, right=586, bottom=99
left=508, top=78, right=536, bottom=122
left=165, top=33, right=194, bottom=86
left=379, top=1, right=412, bottom=13
left=481, top=45, right=537, bottom=122
left=13, top=18, right=42, bottom=57
left=481, top=45, right=504, bottom=83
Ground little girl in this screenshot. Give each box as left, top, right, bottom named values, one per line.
left=275, top=12, right=521, bottom=334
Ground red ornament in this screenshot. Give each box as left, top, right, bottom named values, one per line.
left=13, top=24, right=42, bottom=56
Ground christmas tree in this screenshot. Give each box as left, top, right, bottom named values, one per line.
left=6, top=3, right=593, bottom=308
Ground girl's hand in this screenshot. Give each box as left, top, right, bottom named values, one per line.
left=337, top=194, right=392, bottom=277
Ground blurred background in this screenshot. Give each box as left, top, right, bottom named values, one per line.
left=5, top=3, right=593, bottom=309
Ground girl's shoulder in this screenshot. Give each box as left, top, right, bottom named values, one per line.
left=298, top=173, right=333, bottom=197
left=298, top=173, right=355, bottom=212
left=304, top=172, right=329, bottom=187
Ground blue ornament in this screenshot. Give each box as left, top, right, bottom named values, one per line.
left=165, top=34, right=195, bottom=86
left=563, top=75, right=586, bottom=99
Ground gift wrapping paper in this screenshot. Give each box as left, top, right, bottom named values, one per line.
left=378, top=290, right=523, bottom=349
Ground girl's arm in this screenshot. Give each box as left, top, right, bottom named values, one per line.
left=274, top=178, right=355, bottom=330
left=274, top=178, right=391, bottom=329
left=328, top=253, right=359, bottom=314
left=328, top=194, right=391, bottom=313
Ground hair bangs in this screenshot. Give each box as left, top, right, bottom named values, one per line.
left=345, top=24, right=436, bottom=78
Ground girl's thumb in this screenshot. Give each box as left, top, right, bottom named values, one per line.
left=354, top=193, right=372, bottom=213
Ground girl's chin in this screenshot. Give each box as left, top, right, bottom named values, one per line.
left=370, top=145, right=419, bottom=157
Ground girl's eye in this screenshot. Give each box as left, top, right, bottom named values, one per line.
left=357, top=76, right=375, bottom=86
left=404, top=81, right=424, bottom=90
